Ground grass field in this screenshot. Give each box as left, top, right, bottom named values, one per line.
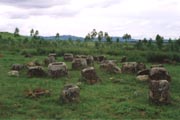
left=0, top=51, right=180, bottom=119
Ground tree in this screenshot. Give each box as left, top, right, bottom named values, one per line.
left=34, top=30, right=39, bottom=38
left=84, top=33, right=91, bottom=41
left=98, top=31, right=103, bottom=42
left=143, top=38, right=148, bottom=44
left=155, top=34, right=164, bottom=49
left=106, top=36, right=112, bottom=43
left=103, top=32, right=112, bottom=43
left=90, top=29, right=97, bottom=40
left=104, top=32, right=109, bottom=39
left=56, top=33, right=60, bottom=40
left=122, top=33, right=131, bottom=40
left=14, top=27, right=19, bottom=37
left=167, top=38, right=174, bottom=51
left=122, top=33, right=131, bottom=48
left=147, top=38, right=153, bottom=48
left=174, top=38, right=180, bottom=51
left=116, top=38, right=120, bottom=43
left=30, top=29, right=34, bottom=37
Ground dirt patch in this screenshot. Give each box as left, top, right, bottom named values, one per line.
left=25, top=88, right=50, bottom=98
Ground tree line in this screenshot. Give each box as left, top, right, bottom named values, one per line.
left=8, top=27, right=180, bottom=52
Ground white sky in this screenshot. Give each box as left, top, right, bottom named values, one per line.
left=0, top=0, right=180, bottom=39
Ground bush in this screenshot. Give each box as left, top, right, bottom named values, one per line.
left=146, top=51, right=180, bottom=63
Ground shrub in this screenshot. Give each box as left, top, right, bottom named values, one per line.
left=146, top=51, right=180, bottom=63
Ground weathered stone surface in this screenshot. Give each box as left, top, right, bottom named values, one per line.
left=60, top=84, right=80, bottom=103
left=137, top=69, right=150, bottom=76
left=102, top=60, right=117, bottom=64
left=93, top=55, right=106, bottom=62
left=27, top=66, right=46, bottom=77
left=8, top=70, right=19, bottom=77
left=121, top=62, right=137, bottom=73
left=49, top=53, right=57, bottom=59
left=26, top=60, right=42, bottom=67
left=81, top=67, right=99, bottom=84
left=74, top=55, right=94, bottom=66
left=64, top=53, right=74, bottom=62
left=136, top=63, right=146, bottom=72
left=74, top=55, right=83, bottom=59
left=11, top=64, right=25, bottom=71
left=136, top=75, right=149, bottom=82
left=44, top=56, right=56, bottom=66
left=86, top=55, right=94, bottom=66
left=100, top=61, right=121, bottom=74
left=149, top=67, right=171, bottom=82
left=80, top=55, right=87, bottom=59
left=121, top=62, right=146, bottom=74
left=72, top=58, right=87, bottom=70
left=149, top=80, right=170, bottom=104
left=48, top=62, right=68, bottom=78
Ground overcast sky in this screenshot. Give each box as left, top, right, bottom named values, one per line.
left=0, top=0, right=180, bottom=39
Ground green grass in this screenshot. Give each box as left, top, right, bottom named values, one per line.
left=0, top=51, right=180, bottom=119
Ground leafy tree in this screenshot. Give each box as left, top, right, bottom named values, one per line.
left=84, top=33, right=91, bottom=41
left=34, top=30, right=39, bottom=38
left=174, top=38, right=180, bottom=51
left=106, top=36, right=112, bottom=43
left=14, top=27, right=19, bottom=37
left=155, top=34, right=164, bottom=49
left=116, top=38, right=120, bottom=43
left=104, top=32, right=109, bottom=39
left=56, top=33, right=60, bottom=40
left=102, top=32, right=112, bottom=43
left=122, top=33, right=131, bottom=41
left=98, top=31, right=103, bottom=42
left=147, top=38, right=153, bottom=48
left=167, top=38, right=174, bottom=51
left=30, top=29, right=34, bottom=37
left=143, top=38, right=148, bottom=44
left=122, top=33, right=131, bottom=48
left=90, top=29, right=97, bottom=40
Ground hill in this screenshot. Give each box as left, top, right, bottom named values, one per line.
left=42, top=35, right=84, bottom=41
